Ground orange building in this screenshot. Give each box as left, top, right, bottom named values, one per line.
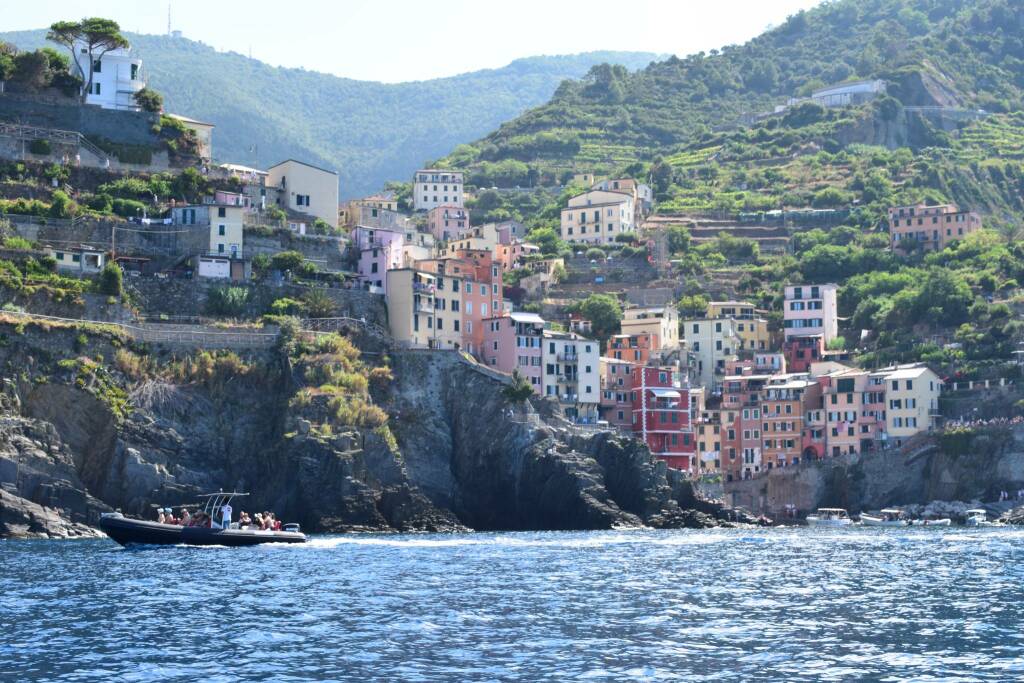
left=608, top=332, right=659, bottom=365
left=889, top=203, right=981, bottom=252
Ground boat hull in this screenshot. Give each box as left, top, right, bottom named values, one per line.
left=99, top=515, right=306, bottom=547
left=911, top=518, right=951, bottom=526
left=806, top=517, right=853, bottom=527
left=860, top=515, right=908, bottom=527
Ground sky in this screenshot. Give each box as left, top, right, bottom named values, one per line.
left=6, top=0, right=824, bottom=83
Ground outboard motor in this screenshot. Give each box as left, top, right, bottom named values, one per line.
left=283, top=523, right=301, bottom=533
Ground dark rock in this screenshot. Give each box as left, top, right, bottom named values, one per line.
left=0, top=489, right=102, bottom=539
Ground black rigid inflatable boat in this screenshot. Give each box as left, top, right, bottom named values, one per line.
left=99, top=491, right=307, bottom=547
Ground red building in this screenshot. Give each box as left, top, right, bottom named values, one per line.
left=783, top=335, right=824, bottom=373
left=630, top=366, right=695, bottom=472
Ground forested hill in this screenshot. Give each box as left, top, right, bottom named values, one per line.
left=0, top=29, right=659, bottom=198
left=437, top=0, right=1024, bottom=187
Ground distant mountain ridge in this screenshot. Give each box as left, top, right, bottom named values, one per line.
left=0, top=29, right=661, bottom=198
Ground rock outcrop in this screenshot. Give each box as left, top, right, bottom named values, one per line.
left=0, top=489, right=102, bottom=539
left=0, top=321, right=729, bottom=539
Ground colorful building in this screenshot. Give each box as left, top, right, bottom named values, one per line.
left=266, top=159, right=340, bottom=229
left=707, top=300, right=771, bottom=353
left=559, top=189, right=636, bottom=246
left=720, top=373, right=772, bottom=481
left=621, top=305, right=679, bottom=351
left=681, top=317, right=740, bottom=391
left=608, top=332, right=659, bottom=365
left=482, top=312, right=546, bottom=393
left=889, top=203, right=982, bottom=252
left=599, top=357, right=637, bottom=430
left=427, top=206, right=470, bottom=242
left=760, top=375, right=821, bottom=470
left=631, top=366, right=695, bottom=472
left=783, top=335, right=825, bottom=373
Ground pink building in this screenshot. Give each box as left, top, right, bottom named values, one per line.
left=482, top=312, right=546, bottom=393
left=355, top=227, right=405, bottom=293
left=427, top=206, right=470, bottom=242
left=213, top=190, right=251, bottom=209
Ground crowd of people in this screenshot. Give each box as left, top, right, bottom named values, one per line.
left=157, top=506, right=283, bottom=531
left=238, top=511, right=283, bottom=531
left=943, top=415, right=1024, bottom=430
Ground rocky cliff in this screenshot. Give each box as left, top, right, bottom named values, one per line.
left=0, top=318, right=728, bottom=539
left=725, top=426, right=1024, bottom=517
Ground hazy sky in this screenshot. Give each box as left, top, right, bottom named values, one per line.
left=7, top=0, right=823, bottom=82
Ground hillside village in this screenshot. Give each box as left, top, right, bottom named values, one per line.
left=2, top=9, right=1024, bottom=521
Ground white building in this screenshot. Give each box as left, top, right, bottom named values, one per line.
left=681, top=318, right=740, bottom=391
left=877, top=364, right=942, bottom=445
left=559, top=189, right=635, bottom=245
left=542, top=330, right=601, bottom=422
left=71, top=40, right=145, bottom=111
left=783, top=283, right=839, bottom=342
left=413, top=169, right=464, bottom=211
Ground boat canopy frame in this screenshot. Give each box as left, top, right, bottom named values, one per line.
left=196, top=491, right=249, bottom=520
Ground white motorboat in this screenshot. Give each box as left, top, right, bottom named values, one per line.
left=860, top=509, right=908, bottom=527
left=806, top=508, right=853, bottom=527
left=911, top=517, right=952, bottom=526
left=964, top=509, right=1004, bottom=527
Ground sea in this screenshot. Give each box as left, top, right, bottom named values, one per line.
left=2, top=527, right=1023, bottom=682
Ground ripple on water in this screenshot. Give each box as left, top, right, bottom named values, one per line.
left=2, top=527, right=1023, bottom=681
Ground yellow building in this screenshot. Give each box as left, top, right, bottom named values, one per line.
left=209, top=205, right=245, bottom=257
left=386, top=269, right=462, bottom=350
left=877, top=364, right=942, bottom=444
left=621, top=305, right=679, bottom=351
left=267, top=159, right=339, bottom=228
left=707, top=301, right=771, bottom=353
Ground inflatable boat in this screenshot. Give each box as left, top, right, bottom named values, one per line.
left=99, top=492, right=306, bottom=547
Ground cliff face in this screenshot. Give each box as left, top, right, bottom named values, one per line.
left=725, top=427, right=1024, bottom=517
left=0, top=321, right=726, bottom=538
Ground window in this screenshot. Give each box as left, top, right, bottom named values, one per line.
left=218, top=244, right=225, bottom=253
left=93, top=82, right=101, bottom=95
left=93, top=59, right=102, bottom=73
left=218, top=225, right=226, bottom=236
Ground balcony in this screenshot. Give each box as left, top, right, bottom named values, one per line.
left=557, top=353, right=579, bottom=362
left=413, top=282, right=436, bottom=294
left=415, top=301, right=435, bottom=314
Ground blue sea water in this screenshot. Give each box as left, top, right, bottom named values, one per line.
left=2, top=527, right=1024, bottom=682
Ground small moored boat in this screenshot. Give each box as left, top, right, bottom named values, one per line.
left=911, top=517, right=951, bottom=527
left=964, top=509, right=1003, bottom=527
left=99, top=492, right=307, bottom=547
left=806, top=508, right=853, bottom=527
left=861, top=509, right=908, bottom=527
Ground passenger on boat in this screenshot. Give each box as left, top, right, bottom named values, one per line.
left=254, top=512, right=264, bottom=529
left=181, top=509, right=191, bottom=525
left=157, top=509, right=165, bottom=523
left=238, top=511, right=252, bottom=528
left=221, top=501, right=233, bottom=529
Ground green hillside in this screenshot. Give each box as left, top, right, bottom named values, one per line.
left=0, top=29, right=659, bottom=198
left=438, top=0, right=1024, bottom=204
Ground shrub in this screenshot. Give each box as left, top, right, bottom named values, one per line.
left=2, top=236, right=33, bottom=250
left=302, top=289, right=335, bottom=318
left=49, top=190, right=77, bottom=219
left=270, top=297, right=307, bottom=316
left=205, top=286, right=250, bottom=316
left=28, top=139, right=51, bottom=155
left=97, top=262, right=123, bottom=297
left=585, top=247, right=605, bottom=260
left=133, top=87, right=163, bottom=113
